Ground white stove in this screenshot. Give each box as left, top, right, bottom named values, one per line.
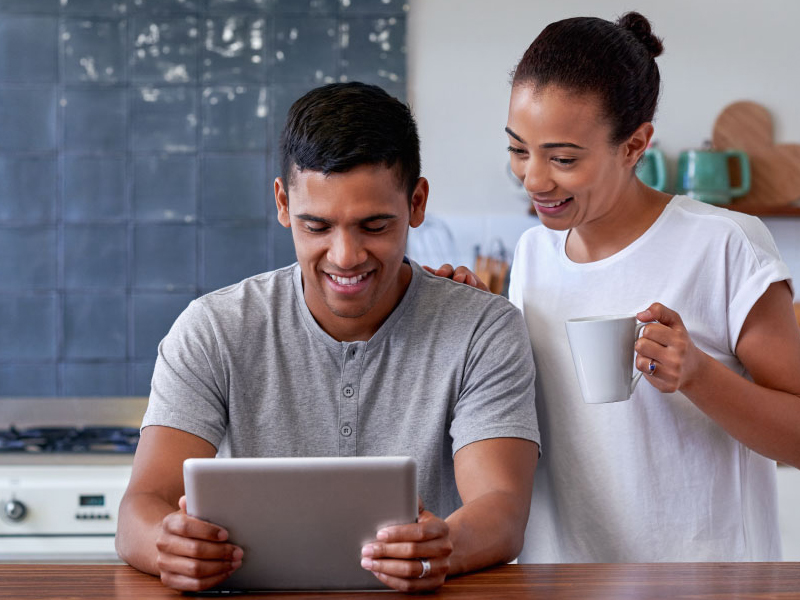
left=0, top=397, right=148, bottom=563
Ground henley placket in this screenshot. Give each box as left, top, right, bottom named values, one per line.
left=338, top=342, right=365, bottom=455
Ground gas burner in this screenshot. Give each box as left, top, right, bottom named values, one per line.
left=0, top=425, right=140, bottom=454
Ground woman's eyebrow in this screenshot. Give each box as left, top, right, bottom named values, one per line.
left=506, top=127, right=586, bottom=150
left=540, top=142, right=587, bottom=150
left=505, top=126, right=524, bottom=143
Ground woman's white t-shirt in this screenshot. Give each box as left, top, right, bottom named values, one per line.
left=510, top=195, right=791, bottom=562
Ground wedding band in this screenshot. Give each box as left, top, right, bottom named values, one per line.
left=648, top=359, right=656, bottom=375
left=418, top=558, right=431, bottom=578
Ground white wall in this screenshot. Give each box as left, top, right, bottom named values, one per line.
left=408, top=0, right=800, bottom=214
left=405, top=0, right=800, bottom=297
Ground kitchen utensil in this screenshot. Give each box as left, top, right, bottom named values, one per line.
left=637, top=145, right=667, bottom=191
left=474, top=239, right=509, bottom=295
left=676, top=146, right=751, bottom=205
left=712, top=101, right=800, bottom=210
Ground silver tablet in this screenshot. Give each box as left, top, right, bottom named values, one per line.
left=183, top=456, right=417, bottom=591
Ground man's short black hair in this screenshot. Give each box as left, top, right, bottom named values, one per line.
left=279, top=82, right=421, bottom=200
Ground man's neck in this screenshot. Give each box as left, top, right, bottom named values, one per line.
left=304, top=262, right=413, bottom=342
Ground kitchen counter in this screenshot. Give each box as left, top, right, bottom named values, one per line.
left=2, top=562, right=799, bottom=599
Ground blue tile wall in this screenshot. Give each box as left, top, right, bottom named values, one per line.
left=63, top=156, right=127, bottom=220
left=0, top=0, right=407, bottom=397
left=0, top=157, right=58, bottom=222
left=0, top=88, right=58, bottom=151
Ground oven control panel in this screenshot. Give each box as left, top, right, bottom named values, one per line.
left=0, top=465, right=132, bottom=535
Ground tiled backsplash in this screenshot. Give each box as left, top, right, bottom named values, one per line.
left=0, top=0, right=408, bottom=397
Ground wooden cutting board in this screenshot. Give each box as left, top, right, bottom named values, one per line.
left=712, top=101, right=800, bottom=210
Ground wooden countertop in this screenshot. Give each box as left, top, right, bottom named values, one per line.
left=2, top=563, right=799, bottom=599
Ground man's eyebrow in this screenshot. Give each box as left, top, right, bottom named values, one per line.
left=505, top=127, right=587, bottom=150
left=360, top=214, right=397, bottom=224
left=294, top=213, right=398, bottom=224
left=295, top=214, right=330, bottom=224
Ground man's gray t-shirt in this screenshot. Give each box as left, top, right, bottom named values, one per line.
left=142, top=260, right=539, bottom=518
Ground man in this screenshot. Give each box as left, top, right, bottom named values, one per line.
left=116, top=82, right=539, bottom=593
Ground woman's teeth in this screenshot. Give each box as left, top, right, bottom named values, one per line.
left=329, top=273, right=367, bottom=285
left=537, top=197, right=572, bottom=208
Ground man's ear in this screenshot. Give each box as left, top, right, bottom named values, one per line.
left=622, top=122, right=654, bottom=169
left=275, top=177, right=291, bottom=228
left=408, top=177, right=429, bottom=229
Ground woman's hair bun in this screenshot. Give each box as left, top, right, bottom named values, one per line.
left=617, top=11, right=663, bottom=58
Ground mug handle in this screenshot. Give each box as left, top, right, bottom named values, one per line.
left=652, top=150, right=667, bottom=192
left=726, top=150, right=751, bottom=198
left=630, top=321, right=650, bottom=394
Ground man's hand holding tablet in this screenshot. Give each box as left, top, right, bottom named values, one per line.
left=154, top=495, right=244, bottom=591
left=361, top=497, right=452, bottom=592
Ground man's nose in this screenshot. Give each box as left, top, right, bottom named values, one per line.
left=327, top=231, right=367, bottom=270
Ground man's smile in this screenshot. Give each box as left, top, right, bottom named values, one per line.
left=324, top=270, right=375, bottom=294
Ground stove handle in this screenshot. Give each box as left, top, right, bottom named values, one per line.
left=3, top=499, right=27, bottom=523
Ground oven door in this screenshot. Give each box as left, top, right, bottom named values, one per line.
left=1, top=465, right=131, bottom=563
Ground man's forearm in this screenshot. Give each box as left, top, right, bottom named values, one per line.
left=116, top=491, right=174, bottom=575
left=445, top=490, right=529, bottom=575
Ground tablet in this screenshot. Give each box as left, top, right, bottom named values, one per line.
left=183, top=456, right=418, bottom=591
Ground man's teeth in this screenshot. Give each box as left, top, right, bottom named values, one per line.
left=537, top=197, right=572, bottom=208
left=329, top=273, right=367, bottom=285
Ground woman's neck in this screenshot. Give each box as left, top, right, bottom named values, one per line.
left=565, top=181, right=672, bottom=263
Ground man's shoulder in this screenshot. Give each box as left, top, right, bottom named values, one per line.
left=411, top=264, right=521, bottom=323
left=188, top=264, right=298, bottom=326
left=198, top=264, right=296, bottom=305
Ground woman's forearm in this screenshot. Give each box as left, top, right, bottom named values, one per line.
left=682, top=351, right=800, bottom=467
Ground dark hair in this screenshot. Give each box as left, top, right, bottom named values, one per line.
left=280, top=82, right=421, bottom=199
left=512, top=12, right=664, bottom=145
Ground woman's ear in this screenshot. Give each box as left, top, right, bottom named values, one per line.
left=623, top=122, right=655, bottom=168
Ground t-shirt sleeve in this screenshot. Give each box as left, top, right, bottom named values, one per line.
left=449, top=301, right=540, bottom=456
left=140, top=299, right=228, bottom=449
left=726, top=216, right=793, bottom=349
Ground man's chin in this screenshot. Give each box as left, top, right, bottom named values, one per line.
left=324, top=302, right=372, bottom=320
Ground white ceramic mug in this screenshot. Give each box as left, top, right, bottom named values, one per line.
left=565, top=314, right=647, bottom=404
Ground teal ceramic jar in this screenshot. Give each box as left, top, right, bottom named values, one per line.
left=676, top=149, right=750, bottom=204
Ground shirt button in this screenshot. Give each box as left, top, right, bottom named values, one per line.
left=343, top=385, right=354, bottom=398
left=340, top=424, right=352, bottom=437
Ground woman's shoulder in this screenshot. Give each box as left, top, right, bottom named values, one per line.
left=669, top=195, right=768, bottom=233
left=666, top=195, right=777, bottom=247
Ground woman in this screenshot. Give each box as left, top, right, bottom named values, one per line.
left=435, top=12, right=800, bottom=562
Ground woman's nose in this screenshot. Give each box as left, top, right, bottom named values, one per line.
left=522, top=158, right=554, bottom=196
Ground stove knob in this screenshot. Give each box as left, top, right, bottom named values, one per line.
left=3, top=499, right=27, bottom=523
